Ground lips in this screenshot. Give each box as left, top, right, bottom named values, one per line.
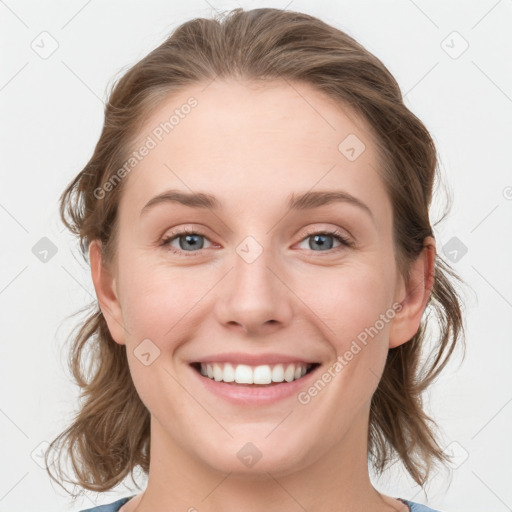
left=187, top=352, right=322, bottom=407
left=190, top=352, right=318, bottom=366
left=189, top=358, right=321, bottom=405
left=189, top=352, right=321, bottom=387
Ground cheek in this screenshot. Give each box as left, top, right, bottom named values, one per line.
left=117, top=255, right=205, bottom=341
left=307, top=264, right=395, bottom=340
left=301, top=264, right=396, bottom=405
left=301, top=270, right=394, bottom=414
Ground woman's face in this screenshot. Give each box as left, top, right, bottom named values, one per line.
left=92, top=79, right=426, bottom=477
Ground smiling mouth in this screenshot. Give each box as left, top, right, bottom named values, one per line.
left=190, top=362, right=321, bottom=386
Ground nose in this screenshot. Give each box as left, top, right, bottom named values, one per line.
left=213, top=244, right=294, bottom=336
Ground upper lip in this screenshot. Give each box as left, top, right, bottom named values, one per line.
left=190, top=352, right=319, bottom=366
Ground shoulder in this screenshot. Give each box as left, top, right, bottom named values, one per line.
left=78, top=496, right=134, bottom=512
left=79, top=496, right=443, bottom=512
left=400, top=498, right=444, bottom=512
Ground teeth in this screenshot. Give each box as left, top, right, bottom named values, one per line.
left=235, top=364, right=253, bottom=384
left=253, top=365, right=272, bottom=384
left=271, top=364, right=285, bottom=382
left=199, top=362, right=312, bottom=384
left=213, top=363, right=223, bottom=381
left=222, top=363, right=235, bottom=382
left=284, top=364, right=295, bottom=382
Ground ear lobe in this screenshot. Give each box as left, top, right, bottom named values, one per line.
left=89, top=239, right=127, bottom=346
left=388, top=237, right=436, bottom=349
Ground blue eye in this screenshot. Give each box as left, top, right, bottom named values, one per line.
left=297, top=229, right=352, bottom=252
left=161, top=228, right=211, bottom=255
left=160, top=227, right=352, bottom=256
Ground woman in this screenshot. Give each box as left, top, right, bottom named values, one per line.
left=46, top=8, right=464, bottom=512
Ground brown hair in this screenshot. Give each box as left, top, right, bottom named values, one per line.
left=46, top=7, right=465, bottom=496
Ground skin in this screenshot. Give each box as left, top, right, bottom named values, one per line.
left=90, top=79, right=435, bottom=512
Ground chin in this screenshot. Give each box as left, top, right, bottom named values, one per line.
left=195, top=435, right=312, bottom=478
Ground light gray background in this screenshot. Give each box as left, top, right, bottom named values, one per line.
left=1, top=1, right=511, bottom=511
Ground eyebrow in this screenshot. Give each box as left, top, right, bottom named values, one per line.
left=140, top=188, right=373, bottom=220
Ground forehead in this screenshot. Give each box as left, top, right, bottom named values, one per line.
left=119, top=79, right=391, bottom=226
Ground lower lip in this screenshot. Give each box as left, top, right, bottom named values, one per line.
left=190, top=364, right=320, bottom=406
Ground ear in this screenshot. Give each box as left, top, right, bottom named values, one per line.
left=389, top=236, right=436, bottom=349
left=89, top=239, right=127, bottom=346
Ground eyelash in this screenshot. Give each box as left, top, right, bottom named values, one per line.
left=160, top=227, right=353, bottom=257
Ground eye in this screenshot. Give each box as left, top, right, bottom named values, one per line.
left=297, top=228, right=353, bottom=253
left=160, top=227, right=353, bottom=257
left=160, top=227, right=213, bottom=255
